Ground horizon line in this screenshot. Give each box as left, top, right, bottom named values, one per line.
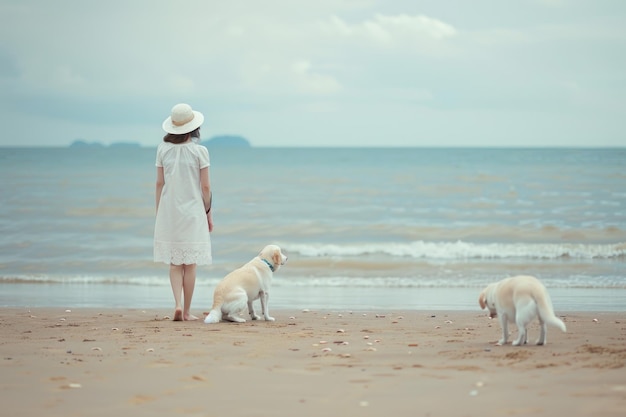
left=1, top=144, right=625, bottom=150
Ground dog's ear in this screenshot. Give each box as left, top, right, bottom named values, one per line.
left=272, top=248, right=281, bottom=266
left=478, top=290, right=487, bottom=310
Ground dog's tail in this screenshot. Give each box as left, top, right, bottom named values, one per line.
left=536, top=291, right=566, bottom=333
left=204, top=285, right=226, bottom=324
left=203, top=308, right=222, bottom=324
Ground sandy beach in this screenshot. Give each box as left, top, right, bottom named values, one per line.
left=1, top=307, right=624, bottom=417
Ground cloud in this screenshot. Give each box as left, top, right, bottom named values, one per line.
left=291, top=60, right=342, bottom=95
left=324, top=13, right=457, bottom=46
left=236, top=58, right=342, bottom=99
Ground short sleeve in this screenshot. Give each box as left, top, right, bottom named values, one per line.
left=155, top=143, right=164, bottom=167
left=197, top=145, right=210, bottom=169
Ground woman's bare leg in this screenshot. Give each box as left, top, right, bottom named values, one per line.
left=182, top=264, right=198, bottom=321
left=169, top=264, right=184, bottom=321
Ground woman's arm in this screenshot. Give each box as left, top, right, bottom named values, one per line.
left=200, top=167, right=213, bottom=232
left=155, top=167, right=165, bottom=214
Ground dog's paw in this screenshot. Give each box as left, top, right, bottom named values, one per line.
left=203, top=311, right=220, bottom=324
left=225, top=315, right=246, bottom=323
left=265, top=316, right=275, bottom=322
left=496, top=339, right=506, bottom=346
left=251, top=314, right=261, bottom=320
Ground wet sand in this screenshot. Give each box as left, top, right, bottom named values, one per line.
left=1, top=308, right=624, bottom=416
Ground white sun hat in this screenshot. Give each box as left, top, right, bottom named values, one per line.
left=162, top=103, right=204, bottom=134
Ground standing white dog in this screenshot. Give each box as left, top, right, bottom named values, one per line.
left=204, top=245, right=287, bottom=324
left=478, top=275, right=566, bottom=346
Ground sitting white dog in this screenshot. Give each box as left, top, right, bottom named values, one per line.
left=478, top=275, right=566, bottom=346
left=204, top=245, right=287, bottom=324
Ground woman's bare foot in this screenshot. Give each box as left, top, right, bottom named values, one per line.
left=184, top=314, right=199, bottom=321
left=173, top=308, right=183, bottom=321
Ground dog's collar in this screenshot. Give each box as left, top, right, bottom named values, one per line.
left=261, top=258, right=275, bottom=272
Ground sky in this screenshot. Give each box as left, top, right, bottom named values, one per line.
left=0, top=0, right=625, bottom=148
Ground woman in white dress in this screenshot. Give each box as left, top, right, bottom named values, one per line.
left=154, top=103, right=213, bottom=321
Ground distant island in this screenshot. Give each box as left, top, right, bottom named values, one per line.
left=201, top=135, right=250, bottom=148
left=69, top=140, right=105, bottom=148
left=69, top=135, right=251, bottom=148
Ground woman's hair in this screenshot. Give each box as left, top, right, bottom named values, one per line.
left=163, top=127, right=201, bottom=144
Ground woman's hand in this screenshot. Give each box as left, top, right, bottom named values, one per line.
left=207, top=211, right=213, bottom=232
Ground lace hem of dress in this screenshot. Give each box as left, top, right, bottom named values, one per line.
left=154, top=242, right=212, bottom=265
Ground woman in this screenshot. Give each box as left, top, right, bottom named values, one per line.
left=154, top=103, right=213, bottom=321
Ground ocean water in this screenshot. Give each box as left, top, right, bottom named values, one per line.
left=0, top=147, right=625, bottom=311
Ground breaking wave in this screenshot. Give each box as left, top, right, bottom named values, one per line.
left=286, top=240, right=626, bottom=260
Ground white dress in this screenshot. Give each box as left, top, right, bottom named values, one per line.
left=153, top=141, right=212, bottom=265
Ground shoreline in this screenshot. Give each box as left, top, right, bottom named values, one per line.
left=1, top=283, right=625, bottom=312
left=1, top=307, right=624, bottom=416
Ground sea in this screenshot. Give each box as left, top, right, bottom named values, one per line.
left=1, top=146, right=625, bottom=312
